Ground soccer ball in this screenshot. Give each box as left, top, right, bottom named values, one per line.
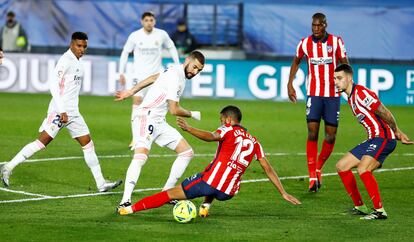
left=172, top=200, right=197, bottom=223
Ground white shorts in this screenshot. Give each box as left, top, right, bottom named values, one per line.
left=39, top=112, right=90, bottom=139
left=132, top=112, right=183, bottom=151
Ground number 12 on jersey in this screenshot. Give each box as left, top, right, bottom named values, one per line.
left=230, top=136, right=254, bottom=167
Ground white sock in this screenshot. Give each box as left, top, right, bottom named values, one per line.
left=5, top=140, right=45, bottom=170
left=82, top=141, right=106, bottom=188
left=163, top=149, right=194, bottom=190
left=120, top=153, right=148, bottom=204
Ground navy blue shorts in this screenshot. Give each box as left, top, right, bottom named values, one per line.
left=306, top=96, right=340, bottom=127
left=181, top=173, right=233, bottom=201
left=350, top=137, right=397, bottom=164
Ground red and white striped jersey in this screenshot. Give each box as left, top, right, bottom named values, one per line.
left=201, top=124, right=265, bottom=196
left=296, top=33, right=347, bottom=97
left=348, top=84, right=395, bottom=140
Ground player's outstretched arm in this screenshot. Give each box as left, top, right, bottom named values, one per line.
left=375, top=104, right=413, bottom=144
left=287, top=57, right=301, bottom=103
left=258, top=157, right=301, bottom=205
left=177, top=117, right=220, bottom=142
left=115, top=73, right=159, bottom=101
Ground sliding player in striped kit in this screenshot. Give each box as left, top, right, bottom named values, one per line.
left=1, top=32, right=122, bottom=192
left=118, top=12, right=180, bottom=149
left=117, top=105, right=301, bottom=217
left=287, top=13, right=349, bottom=191
left=115, top=51, right=204, bottom=210
left=334, top=64, right=412, bottom=220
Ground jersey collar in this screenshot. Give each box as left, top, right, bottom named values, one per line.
left=349, top=83, right=357, bottom=98
left=312, top=32, right=329, bottom=43
left=67, top=49, right=80, bottom=61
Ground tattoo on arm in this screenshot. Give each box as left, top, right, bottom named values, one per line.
left=375, top=104, right=397, bottom=132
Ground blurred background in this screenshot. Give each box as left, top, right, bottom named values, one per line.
left=1, top=0, right=414, bottom=105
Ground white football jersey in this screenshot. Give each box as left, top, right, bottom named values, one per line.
left=120, top=28, right=176, bottom=80
left=47, top=49, right=84, bottom=116
left=140, top=64, right=186, bottom=121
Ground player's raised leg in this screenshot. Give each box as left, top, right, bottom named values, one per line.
left=76, top=134, right=122, bottom=192
left=336, top=152, right=369, bottom=215
left=1, top=125, right=54, bottom=187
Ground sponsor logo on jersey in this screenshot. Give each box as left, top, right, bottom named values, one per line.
left=363, top=96, right=376, bottom=107
left=310, top=57, right=333, bottom=65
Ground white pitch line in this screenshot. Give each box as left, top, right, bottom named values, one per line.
left=0, top=187, right=53, bottom=198
left=1, top=166, right=414, bottom=204
left=1, top=152, right=413, bottom=165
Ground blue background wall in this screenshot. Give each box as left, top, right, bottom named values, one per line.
left=1, top=0, right=414, bottom=59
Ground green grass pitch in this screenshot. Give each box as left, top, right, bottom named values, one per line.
left=0, top=93, right=413, bottom=241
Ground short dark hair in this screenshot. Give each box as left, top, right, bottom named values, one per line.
left=71, top=32, right=88, bottom=41
left=335, top=64, right=354, bottom=75
left=142, top=12, right=155, bottom=20
left=220, top=105, right=242, bottom=122
left=7, top=11, right=15, bottom=17
left=189, top=50, right=205, bottom=65
left=312, top=12, right=326, bottom=23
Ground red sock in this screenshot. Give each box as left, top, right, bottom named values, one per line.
left=359, top=171, right=383, bottom=209
left=338, top=170, right=363, bottom=206
left=317, top=140, right=335, bottom=170
left=132, top=191, right=171, bottom=212
left=306, top=140, right=318, bottom=180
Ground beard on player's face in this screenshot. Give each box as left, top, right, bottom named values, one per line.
left=184, top=63, right=195, bottom=79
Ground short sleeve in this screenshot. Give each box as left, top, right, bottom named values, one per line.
left=296, top=39, right=305, bottom=59
left=162, top=30, right=175, bottom=49
left=165, top=68, right=181, bottom=102
left=336, top=36, right=347, bottom=59
left=254, top=141, right=265, bottom=160
left=123, top=33, right=135, bottom=53
left=358, top=87, right=381, bottom=112
left=215, top=124, right=233, bottom=141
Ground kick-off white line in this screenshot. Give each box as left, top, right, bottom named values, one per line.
left=1, top=166, right=413, bottom=204
left=1, top=152, right=413, bottom=165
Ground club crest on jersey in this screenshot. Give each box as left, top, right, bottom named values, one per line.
left=327, top=45, right=333, bottom=53
left=155, top=41, right=159, bottom=46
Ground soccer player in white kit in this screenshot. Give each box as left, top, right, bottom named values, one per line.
left=115, top=51, right=204, bottom=209
left=118, top=12, right=180, bottom=148
left=1, top=32, right=122, bottom=192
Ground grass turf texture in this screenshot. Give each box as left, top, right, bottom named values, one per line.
left=0, top=93, right=413, bottom=241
